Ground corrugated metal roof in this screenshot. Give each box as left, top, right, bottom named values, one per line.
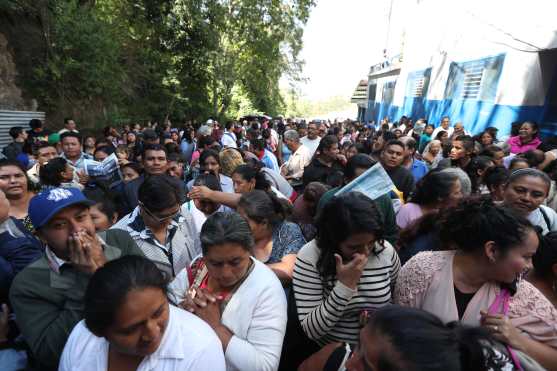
left=0, top=110, right=46, bottom=149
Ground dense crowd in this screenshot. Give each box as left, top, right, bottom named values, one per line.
left=0, top=115, right=557, bottom=371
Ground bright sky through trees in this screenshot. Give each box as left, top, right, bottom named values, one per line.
left=298, top=0, right=390, bottom=101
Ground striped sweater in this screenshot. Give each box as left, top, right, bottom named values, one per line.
left=293, top=239, right=400, bottom=345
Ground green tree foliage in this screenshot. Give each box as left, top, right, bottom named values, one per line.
left=282, top=88, right=354, bottom=119
left=0, top=0, right=314, bottom=126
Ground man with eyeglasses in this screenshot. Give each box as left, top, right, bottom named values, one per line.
left=9, top=187, right=143, bottom=370
left=112, top=174, right=200, bottom=279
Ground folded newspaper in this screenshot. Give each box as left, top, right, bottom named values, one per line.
left=334, top=162, right=394, bottom=200
left=82, top=153, right=122, bottom=188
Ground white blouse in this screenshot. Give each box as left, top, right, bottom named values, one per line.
left=59, top=305, right=225, bottom=371
left=168, top=258, right=288, bottom=371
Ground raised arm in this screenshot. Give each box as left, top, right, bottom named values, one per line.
left=188, top=186, right=241, bottom=209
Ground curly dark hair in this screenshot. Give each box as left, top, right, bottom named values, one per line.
left=314, top=192, right=384, bottom=279
left=439, top=196, right=534, bottom=254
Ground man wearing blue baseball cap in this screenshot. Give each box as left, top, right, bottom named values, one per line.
left=9, top=187, right=143, bottom=370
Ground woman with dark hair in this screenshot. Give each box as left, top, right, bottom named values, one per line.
left=434, top=129, right=449, bottom=144
left=341, top=142, right=359, bottom=160
left=476, top=130, right=495, bottom=148
left=527, top=232, right=557, bottom=307
left=509, top=156, right=531, bottom=172
left=0, top=160, right=36, bottom=230
left=189, top=149, right=233, bottom=193
left=39, top=157, right=78, bottom=189
left=171, top=212, right=287, bottom=371
left=396, top=170, right=463, bottom=229
left=503, top=168, right=557, bottom=234
left=83, top=135, right=96, bottom=156
left=293, top=192, right=400, bottom=347
left=231, top=164, right=271, bottom=194
left=346, top=306, right=539, bottom=371
left=468, top=155, right=495, bottom=193
left=237, top=190, right=305, bottom=283
left=93, top=145, right=115, bottom=162
left=170, top=129, right=180, bottom=144
left=291, top=182, right=330, bottom=241
left=125, top=131, right=137, bottom=148
left=508, top=121, right=541, bottom=154
left=83, top=187, right=118, bottom=232
left=59, top=255, right=225, bottom=370
left=395, top=197, right=557, bottom=370
left=121, top=162, right=143, bottom=184
left=302, top=135, right=345, bottom=186
left=480, top=144, right=505, bottom=166
left=483, top=165, right=510, bottom=201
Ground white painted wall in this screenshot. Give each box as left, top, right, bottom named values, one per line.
left=380, top=0, right=557, bottom=107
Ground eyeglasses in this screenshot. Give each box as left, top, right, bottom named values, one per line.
left=139, top=202, right=180, bottom=223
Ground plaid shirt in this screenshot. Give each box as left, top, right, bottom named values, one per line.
left=111, top=207, right=201, bottom=277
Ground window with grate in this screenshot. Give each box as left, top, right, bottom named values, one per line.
left=444, top=54, right=505, bottom=101
left=405, top=68, right=432, bottom=98
left=461, top=62, right=484, bottom=99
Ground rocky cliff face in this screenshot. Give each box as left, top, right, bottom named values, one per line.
left=0, top=33, right=33, bottom=110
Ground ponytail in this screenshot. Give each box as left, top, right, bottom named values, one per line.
left=238, top=189, right=291, bottom=227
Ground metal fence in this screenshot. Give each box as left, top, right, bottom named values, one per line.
left=0, top=110, right=46, bottom=149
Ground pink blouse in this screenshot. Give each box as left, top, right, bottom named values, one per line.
left=396, top=202, right=424, bottom=229
left=508, top=136, right=541, bottom=154
left=394, top=251, right=557, bottom=347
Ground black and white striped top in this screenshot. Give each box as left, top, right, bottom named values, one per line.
left=293, top=239, right=400, bottom=346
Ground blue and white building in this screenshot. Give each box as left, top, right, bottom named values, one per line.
left=361, top=0, right=557, bottom=136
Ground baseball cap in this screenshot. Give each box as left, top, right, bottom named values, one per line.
left=48, top=133, right=60, bottom=145
left=29, top=188, right=95, bottom=229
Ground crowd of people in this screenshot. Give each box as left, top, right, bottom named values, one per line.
left=0, top=114, right=557, bottom=371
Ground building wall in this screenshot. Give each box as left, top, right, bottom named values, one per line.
left=365, top=0, right=557, bottom=136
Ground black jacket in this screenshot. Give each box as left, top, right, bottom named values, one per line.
left=302, top=158, right=344, bottom=186
left=2, top=142, right=24, bottom=160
